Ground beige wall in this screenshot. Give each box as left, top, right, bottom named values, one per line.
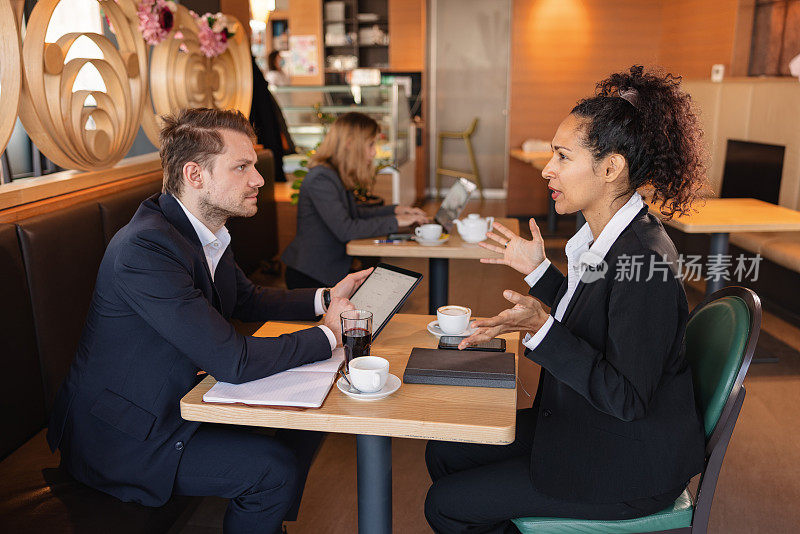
left=683, top=78, right=800, bottom=210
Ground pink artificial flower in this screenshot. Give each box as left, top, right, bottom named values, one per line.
left=137, top=0, right=176, bottom=46
left=194, top=12, right=231, bottom=57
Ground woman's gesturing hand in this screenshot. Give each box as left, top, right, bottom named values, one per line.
left=478, top=219, right=547, bottom=275
left=457, top=290, right=549, bottom=350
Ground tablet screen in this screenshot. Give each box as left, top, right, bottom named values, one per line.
left=349, top=264, right=422, bottom=339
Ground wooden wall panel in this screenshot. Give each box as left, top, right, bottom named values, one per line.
left=683, top=78, right=800, bottom=210
left=507, top=0, right=661, bottom=217
left=288, top=0, right=324, bottom=85
left=659, top=0, right=739, bottom=79
left=389, top=0, right=425, bottom=71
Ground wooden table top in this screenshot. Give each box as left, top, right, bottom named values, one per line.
left=346, top=217, right=520, bottom=259
left=180, top=314, right=519, bottom=444
left=649, top=198, right=800, bottom=233
left=509, top=148, right=552, bottom=168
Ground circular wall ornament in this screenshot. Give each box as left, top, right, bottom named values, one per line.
left=18, top=0, right=149, bottom=170
left=0, top=0, right=23, bottom=157
left=142, top=6, right=252, bottom=146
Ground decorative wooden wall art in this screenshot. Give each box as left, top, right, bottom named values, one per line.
left=0, top=0, right=23, bottom=158
left=0, top=0, right=252, bottom=172
left=18, top=0, right=149, bottom=170
left=142, top=5, right=253, bottom=145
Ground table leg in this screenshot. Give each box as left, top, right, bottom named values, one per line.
left=429, top=258, right=449, bottom=314
left=547, top=196, right=557, bottom=234
left=706, top=232, right=730, bottom=295
left=356, top=434, right=392, bottom=534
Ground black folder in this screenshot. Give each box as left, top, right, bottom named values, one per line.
left=402, top=348, right=516, bottom=389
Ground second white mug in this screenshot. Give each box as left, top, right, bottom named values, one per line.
left=437, top=305, right=472, bottom=335
left=349, top=356, right=389, bottom=393
left=415, top=224, right=443, bottom=241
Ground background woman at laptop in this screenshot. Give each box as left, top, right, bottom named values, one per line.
left=282, top=112, right=428, bottom=289
left=424, top=66, right=707, bottom=533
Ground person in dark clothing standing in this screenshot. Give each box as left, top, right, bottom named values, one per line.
left=249, top=56, right=294, bottom=182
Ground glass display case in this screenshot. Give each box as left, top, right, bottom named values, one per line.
left=272, top=82, right=415, bottom=205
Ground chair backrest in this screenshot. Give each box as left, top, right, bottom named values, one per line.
left=464, top=117, right=479, bottom=136
left=684, top=286, right=761, bottom=533
left=684, top=287, right=759, bottom=440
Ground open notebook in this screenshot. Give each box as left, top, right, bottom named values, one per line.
left=203, top=348, right=345, bottom=408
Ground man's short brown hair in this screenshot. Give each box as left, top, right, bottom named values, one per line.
left=159, top=108, right=256, bottom=197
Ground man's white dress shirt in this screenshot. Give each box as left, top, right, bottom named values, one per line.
left=174, top=196, right=336, bottom=349
left=522, top=192, right=645, bottom=350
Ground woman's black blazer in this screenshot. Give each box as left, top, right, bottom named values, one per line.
left=525, top=207, right=705, bottom=503
left=281, top=165, right=398, bottom=285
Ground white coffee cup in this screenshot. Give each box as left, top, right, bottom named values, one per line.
left=348, top=356, right=389, bottom=393
left=437, top=305, right=472, bottom=335
left=415, top=224, right=443, bottom=241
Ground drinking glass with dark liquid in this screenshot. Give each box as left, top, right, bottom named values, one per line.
left=341, top=309, right=373, bottom=364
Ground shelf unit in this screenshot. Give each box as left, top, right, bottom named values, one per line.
left=323, top=0, right=390, bottom=84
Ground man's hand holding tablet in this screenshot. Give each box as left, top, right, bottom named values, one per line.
left=347, top=263, right=423, bottom=340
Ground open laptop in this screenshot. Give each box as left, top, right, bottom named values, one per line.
left=434, top=177, right=478, bottom=233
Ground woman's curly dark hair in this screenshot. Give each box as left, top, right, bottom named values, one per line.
left=571, top=65, right=706, bottom=219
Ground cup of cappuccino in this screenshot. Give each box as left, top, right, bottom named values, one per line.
left=437, top=305, right=472, bottom=335
left=415, top=224, right=443, bottom=241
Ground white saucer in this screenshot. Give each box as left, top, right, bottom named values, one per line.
left=337, top=373, right=401, bottom=401
left=426, top=320, right=478, bottom=338
left=415, top=235, right=450, bottom=246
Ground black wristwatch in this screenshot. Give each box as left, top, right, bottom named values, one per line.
left=322, top=288, right=331, bottom=310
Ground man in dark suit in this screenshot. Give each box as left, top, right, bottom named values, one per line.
left=47, top=108, right=368, bottom=533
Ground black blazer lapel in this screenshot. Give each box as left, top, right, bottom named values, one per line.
left=158, top=193, right=223, bottom=311
left=559, top=206, right=650, bottom=324
left=215, top=248, right=238, bottom=318
left=559, top=278, right=589, bottom=324
left=158, top=194, right=203, bottom=250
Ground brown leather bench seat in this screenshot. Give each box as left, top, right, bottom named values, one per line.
left=0, top=150, right=278, bottom=532
left=0, top=429, right=197, bottom=533
left=730, top=231, right=800, bottom=273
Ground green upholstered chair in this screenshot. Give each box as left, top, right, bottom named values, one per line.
left=512, top=287, right=761, bottom=534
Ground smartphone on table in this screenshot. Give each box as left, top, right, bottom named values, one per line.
left=438, top=336, right=506, bottom=352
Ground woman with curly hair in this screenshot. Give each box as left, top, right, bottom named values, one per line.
left=424, top=66, right=707, bottom=533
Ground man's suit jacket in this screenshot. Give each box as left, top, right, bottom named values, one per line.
left=525, top=207, right=705, bottom=503
left=281, top=165, right=398, bottom=286
left=47, top=193, right=330, bottom=506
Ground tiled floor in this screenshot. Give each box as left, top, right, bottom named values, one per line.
left=178, top=199, right=800, bottom=533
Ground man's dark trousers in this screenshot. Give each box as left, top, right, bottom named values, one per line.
left=174, top=424, right=323, bottom=533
